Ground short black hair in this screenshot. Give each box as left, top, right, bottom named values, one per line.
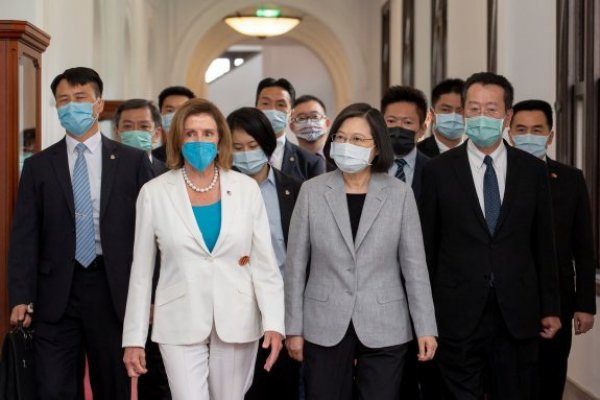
left=158, top=86, right=195, bottom=110
left=512, top=99, right=554, bottom=129
left=463, top=72, right=514, bottom=110
left=431, top=78, right=465, bottom=107
left=226, top=107, right=277, bottom=158
left=255, top=77, right=296, bottom=106
left=380, top=86, right=428, bottom=125
left=51, top=67, right=103, bottom=97
left=294, top=94, right=327, bottom=114
left=113, top=98, right=162, bottom=129
left=324, top=103, right=394, bottom=173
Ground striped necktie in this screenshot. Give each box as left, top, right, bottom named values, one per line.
left=72, top=143, right=96, bottom=267
left=394, top=158, right=408, bottom=182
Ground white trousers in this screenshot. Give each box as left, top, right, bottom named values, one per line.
left=159, top=328, right=258, bottom=400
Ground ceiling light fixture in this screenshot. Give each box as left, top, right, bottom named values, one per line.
left=224, top=8, right=301, bottom=39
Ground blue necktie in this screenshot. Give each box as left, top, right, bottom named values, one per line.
left=394, top=158, right=408, bottom=182
left=73, top=143, right=96, bottom=267
left=483, top=155, right=501, bottom=235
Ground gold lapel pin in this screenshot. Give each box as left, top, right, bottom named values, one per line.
left=238, top=256, right=250, bottom=266
left=550, top=172, right=558, bottom=179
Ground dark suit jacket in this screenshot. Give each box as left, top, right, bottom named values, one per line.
left=8, top=135, right=153, bottom=323
left=412, top=150, right=429, bottom=202
left=151, top=145, right=167, bottom=163
left=150, top=156, right=168, bottom=177
left=281, top=141, right=325, bottom=182
left=547, top=158, right=597, bottom=318
left=420, top=142, right=560, bottom=340
left=417, top=136, right=441, bottom=158
left=272, top=169, right=301, bottom=244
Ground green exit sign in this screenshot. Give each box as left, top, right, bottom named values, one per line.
left=256, top=8, right=281, bottom=18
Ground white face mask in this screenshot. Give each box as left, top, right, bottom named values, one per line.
left=329, top=142, right=373, bottom=173
left=294, top=120, right=327, bottom=142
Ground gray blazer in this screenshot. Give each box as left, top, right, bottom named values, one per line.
left=285, top=170, right=437, bottom=348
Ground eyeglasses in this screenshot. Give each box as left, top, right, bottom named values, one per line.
left=292, top=115, right=326, bottom=123
left=331, top=133, right=374, bottom=147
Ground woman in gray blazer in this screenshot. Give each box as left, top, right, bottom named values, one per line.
left=284, top=103, right=437, bottom=400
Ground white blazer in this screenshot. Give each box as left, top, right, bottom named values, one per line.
left=122, top=169, right=285, bottom=347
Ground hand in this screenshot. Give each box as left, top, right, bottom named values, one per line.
left=10, top=304, right=32, bottom=328
left=262, top=331, right=283, bottom=372
left=417, top=336, right=437, bottom=361
left=540, top=316, right=562, bottom=339
left=573, top=312, right=595, bottom=335
left=123, top=347, right=147, bottom=378
left=285, top=335, right=304, bottom=362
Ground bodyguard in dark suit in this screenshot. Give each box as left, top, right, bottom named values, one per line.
left=509, top=99, right=596, bottom=400
left=8, top=67, right=153, bottom=400
left=381, top=85, right=430, bottom=202
left=226, top=107, right=302, bottom=400
left=418, top=78, right=465, bottom=158
left=113, top=99, right=171, bottom=400
left=255, top=77, right=325, bottom=182
left=420, top=72, right=561, bottom=400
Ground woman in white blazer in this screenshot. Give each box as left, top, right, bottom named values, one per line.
left=122, top=98, right=285, bottom=400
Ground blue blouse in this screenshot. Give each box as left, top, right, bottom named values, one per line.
left=192, top=201, right=222, bottom=252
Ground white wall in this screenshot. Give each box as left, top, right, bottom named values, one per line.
left=568, top=295, right=600, bottom=398
left=447, top=0, right=487, bottom=79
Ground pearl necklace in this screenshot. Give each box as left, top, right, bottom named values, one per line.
left=182, top=166, right=219, bottom=193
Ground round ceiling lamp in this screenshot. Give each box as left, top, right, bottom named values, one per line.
left=224, top=8, right=301, bottom=39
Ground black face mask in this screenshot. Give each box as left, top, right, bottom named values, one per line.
left=388, top=127, right=416, bottom=156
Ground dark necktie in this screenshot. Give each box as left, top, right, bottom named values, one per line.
left=483, top=155, right=501, bottom=235
left=394, top=159, right=408, bottom=182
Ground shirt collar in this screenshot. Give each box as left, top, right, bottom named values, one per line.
left=396, top=146, right=417, bottom=169
left=467, top=139, right=505, bottom=170
left=66, top=131, right=102, bottom=155
left=276, top=134, right=286, bottom=148
left=260, top=166, right=277, bottom=189
left=433, top=132, right=462, bottom=153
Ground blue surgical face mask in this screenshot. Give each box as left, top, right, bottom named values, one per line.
left=512, top=133, right=548, bottom=159
left=329, top=142, right=373, bottom=173
left=465, top=116, right=504, bottom=148
left=120, top=130, right=153, bottom=151
left=262, top=109, right=288, bottom=134
left=181, top=142, right=218, bottom=172
left=58, top=101, right=98, bottom=136
left=435, top=113, right=464, bottom=140
left=233, top=149, right=269, bottom=176
left=162, top=112, right=175, bottom=134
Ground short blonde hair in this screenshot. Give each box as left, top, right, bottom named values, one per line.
left=166, top=98, right=233, bottom=170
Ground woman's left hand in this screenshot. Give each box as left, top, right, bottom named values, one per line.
left=262, top=331, right=284, bottom=372
left=417, top=336, right=437, bottom=361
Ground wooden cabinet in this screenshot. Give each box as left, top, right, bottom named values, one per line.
left=0, top=21, right=50, bottom=335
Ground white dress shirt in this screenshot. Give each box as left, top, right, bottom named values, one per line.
left=388, top=146, right=417, bottom=186
left=270, top=135, right=286, bottom=170
left=467, top=139, right=507, bottom=213
left=66, top=132, right=103, bottom=255
left=433, top=132, right=463, bottom=154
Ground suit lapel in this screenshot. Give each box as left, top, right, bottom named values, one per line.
left=274, top=169, right=295, bottom=245
left=412, top=151, right=426, bottom=200
left=210, top=169, right=234, bottom=255
left=354, top=174, right=387, bottom=251
left=164, top=170, right=210, bottom=254
left=324, top=171, right=356, bottom=259
left=50, top=138, right=75, bottom=219
left=494, top=146, right=520, bottom=234
left=452, top=144, right=489, bottom=234
left=281, top=141, right=297, bottom=175
left=100, top=135, right=119, bottom=219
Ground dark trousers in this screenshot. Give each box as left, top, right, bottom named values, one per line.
left=303, top=322, right=408, bottom=400
left=137, top=327, right=171, bottom=400
left=34, top=260, right=130, bottom=400
left=538, top=316, right=572, bottom=400
left=245, top=337, right=301, bottom=400
left=399, top=339, right=446, bottom=400
left=437, top=289, right=539, bottom=400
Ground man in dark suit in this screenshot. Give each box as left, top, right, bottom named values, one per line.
left=113, top=98, right=171, bottom=400
left=420, top=72, right=562, bottom=400
left=509, top=99, right=596, bottom=400
left=8, top=67, right=153, bottom=400
left=255, top=77, right=325, bottom=181
left=151, top=86, right=195, bottom=163
left=418, top=79, right=465, bottom=158
left=381, top=85, right=430, bottom=202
